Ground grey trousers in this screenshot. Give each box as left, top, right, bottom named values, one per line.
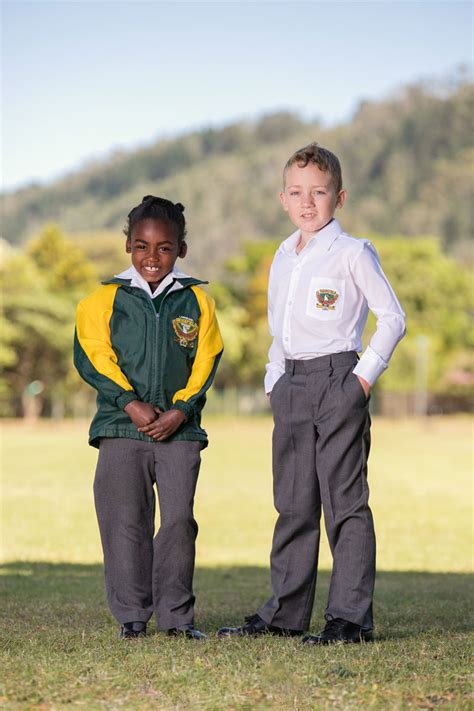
left=258, top=351, right=375, bottom=632
left=93, top=437, right=203, bottom=630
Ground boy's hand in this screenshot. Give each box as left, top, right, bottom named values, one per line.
left=124, top=400, right=160, bottom=428
left=138, top=408, right=186, bottom=441
left=356, top=375, right=371, bottom=399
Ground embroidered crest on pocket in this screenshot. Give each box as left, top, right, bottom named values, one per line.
left=316, top=289, right=339, bottom=310
left=306, top=277, right=345, bottom=321
left=172, top=316, right=198, bottom=348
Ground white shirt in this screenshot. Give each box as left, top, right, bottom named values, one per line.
left=265, top=218, right=406, bottom=393
left=115, top=265, right=191, bottom=298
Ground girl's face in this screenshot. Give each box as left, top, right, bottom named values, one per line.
left=126, top=218, right=187, bottom=292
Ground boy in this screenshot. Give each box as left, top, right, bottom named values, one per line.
left=75, top=195, right=223, bottom=639
left=218, top=143, right=406, bottom=644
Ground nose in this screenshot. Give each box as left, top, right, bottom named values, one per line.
left=301, top=192, right=315, bottom=207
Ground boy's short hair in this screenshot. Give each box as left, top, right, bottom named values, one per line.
left=283, top=143, right=343, bottom=193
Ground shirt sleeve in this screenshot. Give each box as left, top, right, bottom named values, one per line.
left=351, top=241, right=406, bottom=386
left=264, top=258, right=286, bottom=394
left=74, top=287, right=138, bottom=410
left=171, top=287, right=224, bottom=420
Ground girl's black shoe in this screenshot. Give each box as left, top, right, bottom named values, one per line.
left=119, top=621, right=147, bottom=639
left=167, top=624, right=207, bottom=640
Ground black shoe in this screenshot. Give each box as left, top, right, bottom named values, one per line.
left=217, top=613, right=303, bottom=638
left=119, top=621, right=147, bottom=639
left=167, top=624, right=207, bottom=640
left=302, top=617, right=373, bottom=645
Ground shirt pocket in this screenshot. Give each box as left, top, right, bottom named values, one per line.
left=305, top=276, right=345, bottom=321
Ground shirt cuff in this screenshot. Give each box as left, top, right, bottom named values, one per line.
left=116, top=391, right=139, bottom=410
left=352, top=346, right=388, bottom=386
left=172, top=399, right=193, bottom=421
left=264, top=363, right=285, bottom=394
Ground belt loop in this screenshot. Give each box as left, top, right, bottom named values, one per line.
left=328, top=353, right=334, bottom=376
left=289, top=360, right=295, bottom=376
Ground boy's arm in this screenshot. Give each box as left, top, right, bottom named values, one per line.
left=264, top=260, right=285, bottom=395
left=74, top=290, right=139, bottom=410
left=170, top=287, right=224, bottom=419
left=351, top=241, right=406, bottom=386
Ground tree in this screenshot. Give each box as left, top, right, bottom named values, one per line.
left=27, top=224, right=97, bottom=295
left=1, top=227, right=97, bottom=416
left=371, top=235, right=473, bottom=392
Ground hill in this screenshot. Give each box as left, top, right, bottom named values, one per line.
left=2, top=75, right=472, bottom=277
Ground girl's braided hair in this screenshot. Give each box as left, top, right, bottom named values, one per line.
left=123, top=195, right=187, bottom=242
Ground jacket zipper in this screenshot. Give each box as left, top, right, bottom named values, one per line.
left=153, top=282, right=182, bottom=407
left=141, top=279, right=203, bottom=407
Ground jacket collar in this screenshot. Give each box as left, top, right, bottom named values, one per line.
left=102, top=265, right=207, bottom=292
left=113, top=266, right=179, bottom=298
left=280, top=218, right=342, bottom=255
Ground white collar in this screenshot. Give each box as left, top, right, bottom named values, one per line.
left=114, top=265, right=190, bottom=298
left=281, top=218, right=342, bottom=256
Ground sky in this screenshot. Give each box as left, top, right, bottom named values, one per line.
left=2, top=0, right=472, bottom=192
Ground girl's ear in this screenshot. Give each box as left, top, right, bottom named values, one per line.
left=125, top=238, right=132, bottom=253
left=179, top=241, right=188, bottom=258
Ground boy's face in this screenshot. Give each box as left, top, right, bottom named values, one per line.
left=126, top=218, right=187, bottom=292
left=280, top=163, right=346, bottom=239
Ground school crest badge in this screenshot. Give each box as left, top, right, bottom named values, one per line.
left=316, top=289, right=339, bottom=310
left=172, top=316, right=198, bottom=348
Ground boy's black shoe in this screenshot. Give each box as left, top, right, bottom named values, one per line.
left=119, top=621, right=147, bottom=639
left=217, top=613, right=303, bottom=638
left=302, top=618, right=373, bottom=645
left=167, top=624, right=207, bottom=640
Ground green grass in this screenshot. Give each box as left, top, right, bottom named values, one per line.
left=1, top=416, right=473, bottom=709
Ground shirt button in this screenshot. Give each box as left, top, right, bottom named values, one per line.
left=288, top=300, right=292, bottom=306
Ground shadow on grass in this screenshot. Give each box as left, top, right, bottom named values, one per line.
left=1, top=561, right=472, bottom=636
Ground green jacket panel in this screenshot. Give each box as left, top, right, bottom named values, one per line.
left=74, top=276, right=223, bottom=448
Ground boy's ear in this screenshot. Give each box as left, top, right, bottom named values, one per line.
left=125, top=238, right=132, bottom=253
left=336, top=189, right=347, bottom=210
left=279, top=190, right=289, bottom=212
left=178, top=241, right=188, bottom=258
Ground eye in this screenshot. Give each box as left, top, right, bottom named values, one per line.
left=289, top=191, right=300, bottom=197
left=159, top=247, right=171, bottom=253
left=315, top=190, right=325, bottom=196
left=134, top=244, right=146, bottom=250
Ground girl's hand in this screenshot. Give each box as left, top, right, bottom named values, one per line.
left=138, top=408, right=186, bottom=441
left=124, top=400, right=159, bottom=428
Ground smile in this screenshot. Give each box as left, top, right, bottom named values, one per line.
left=144, top=266, right=161, bottom=272
left=301, top=213, right=317, bottom=218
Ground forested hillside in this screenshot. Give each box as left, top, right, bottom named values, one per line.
left=2, top=76, right=473, bottom=278
left=2, top=74, right=473, bottom=416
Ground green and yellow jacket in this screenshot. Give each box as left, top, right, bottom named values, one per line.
left=74, top=268, right=223, bottom=448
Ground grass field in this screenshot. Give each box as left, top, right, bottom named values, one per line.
left=1, top=416, right=473, bottom=709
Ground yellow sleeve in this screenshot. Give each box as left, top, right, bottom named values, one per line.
left=74, top=285, right=137, bottom=409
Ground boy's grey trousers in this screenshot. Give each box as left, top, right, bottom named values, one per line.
left=258, top=351, right=376, bottom=632
left=93, top=437, right=203, bottom=629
